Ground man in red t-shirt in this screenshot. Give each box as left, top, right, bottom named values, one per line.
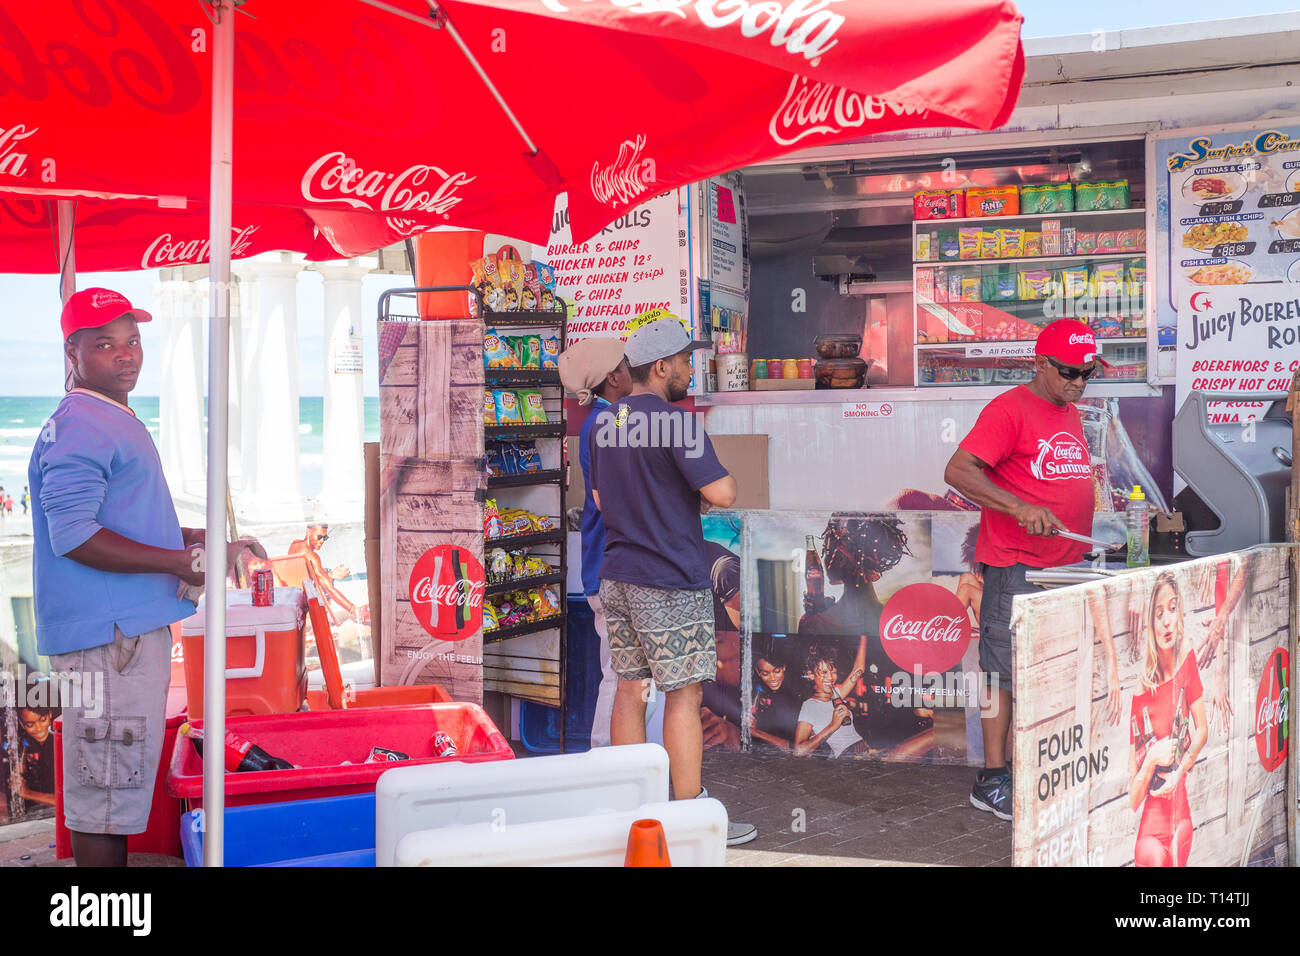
left=943, top=319, right=1105, bottom=820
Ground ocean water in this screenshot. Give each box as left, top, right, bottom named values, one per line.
left=0, top=395, right=380, bottom=503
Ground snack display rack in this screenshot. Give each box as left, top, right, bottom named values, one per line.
left=377, top=286, right=570, bottom=745
left=911, top=204, right=1149, bottom=387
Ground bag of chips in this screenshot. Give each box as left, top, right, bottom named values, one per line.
left=514, top=442, right=542, bottom=473
left=484, top=330, right=517, bottom=369
left=517, top=389, right=548, bottom=424
left=493, top=390, right=523, bottom=424
left=487, top=548, right=513, bottom=584
left=483, top=603, right=499, bottom=632
left=484, top=499, right=504, bottom=540
left=484, top=391, right=498, bottom=426
left=541, top=335, right=560, bottom=369
left=486, top=447, right=507, bottom=477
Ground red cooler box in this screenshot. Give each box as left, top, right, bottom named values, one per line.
left=181, top=588, right=307, bottom=721
left=166, top=704, right=513, bottom=810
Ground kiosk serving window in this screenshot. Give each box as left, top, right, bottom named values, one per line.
left=742, top=140, right=1148, bottom=392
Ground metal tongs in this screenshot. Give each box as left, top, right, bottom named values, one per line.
left=1051, top=528, right=1125, bottom=552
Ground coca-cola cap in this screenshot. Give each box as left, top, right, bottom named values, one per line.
left=61, top=287, right=153, bottom=341
left=1034, top=319, right=1111, bottom=368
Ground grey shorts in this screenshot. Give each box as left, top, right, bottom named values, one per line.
left=977, top=563, right=1038, bottom=682
left=598, top=580, right=716, bottom=692
left=50, top=625, right=171, bottom=836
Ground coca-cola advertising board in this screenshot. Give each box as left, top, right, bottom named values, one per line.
left=1010, top=547, right=1289, bottom=866
left=739, top=511, right=986, bottom=765
left=408, top=545, right=485, bottom=641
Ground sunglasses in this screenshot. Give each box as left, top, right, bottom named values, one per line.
left=1047, top=356, right=1099, bottom=381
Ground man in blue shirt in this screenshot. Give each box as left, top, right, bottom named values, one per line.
left=30, top=288, right=206, bottom=867
left=559, top=337, right=631, bottom=748
left=589, top=315, right=756, bottom=845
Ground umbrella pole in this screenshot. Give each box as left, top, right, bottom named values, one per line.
left=202, top=0, right=235, bottom=868
left=57, top=201, right=76, bottom=391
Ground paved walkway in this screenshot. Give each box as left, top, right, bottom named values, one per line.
left=0, top=751, right=1009, bottom=867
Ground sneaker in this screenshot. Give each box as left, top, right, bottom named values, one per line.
left=697, top=787, right=759, bottom=846
left=969, top=769, right=1012, bottom=821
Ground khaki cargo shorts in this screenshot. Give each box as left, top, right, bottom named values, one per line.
left=50, top=625, right=171, bottom=836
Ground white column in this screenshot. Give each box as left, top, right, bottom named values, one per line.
left=232, top=252, right=304, bottom=523
left=155, top=268, right=205, bottom=498
left=311, top=256, right=375, bottom=520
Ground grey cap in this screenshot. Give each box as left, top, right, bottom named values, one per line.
left=624, top=316, right=712, bottom=367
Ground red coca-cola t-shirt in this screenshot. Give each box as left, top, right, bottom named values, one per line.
left=960, top=385, right=1095, bottom=568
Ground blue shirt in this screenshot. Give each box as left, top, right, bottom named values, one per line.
left=578, top=396, right=609, bottom=597
left=29, top=391, right=195, bottom=656
left=589, top=393, right=728, bottom=592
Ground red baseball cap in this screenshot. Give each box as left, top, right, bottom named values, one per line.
left=61, top=287, right=153, bottom=341
left=1034, top=320, right=1110, bottom=367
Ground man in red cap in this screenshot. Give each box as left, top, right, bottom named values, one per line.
left=943, top=320, right=1106, bottom=821
left=29, top=288, right=208, bottom=866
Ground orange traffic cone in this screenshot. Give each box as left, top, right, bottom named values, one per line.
left=624, top=819, right=672, bottom=867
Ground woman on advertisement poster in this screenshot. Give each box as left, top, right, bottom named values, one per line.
left=793, top=637, right=870, bottom=758
left=1127, top=571, right=1209, bottom=867
left=750, top=641, right=806, bottom=752
left=798, top=516, right=935, bottom=756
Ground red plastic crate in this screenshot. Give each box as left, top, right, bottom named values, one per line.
left=165, top=703, right=512, bottom=809
left=54, top=685, right=189, bottom=860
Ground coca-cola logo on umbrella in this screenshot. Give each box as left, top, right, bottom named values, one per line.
left=879, top=583, right=972, bottom=675
left=409, top=545, right=485, bottom=642
left=1255, top=648, right=1288, bottom=772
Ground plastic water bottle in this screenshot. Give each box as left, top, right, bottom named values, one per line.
left=1126, top=485, right=1150, bottom=568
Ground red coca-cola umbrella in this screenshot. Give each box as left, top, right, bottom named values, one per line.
left=0, top=0, right=1023, bottom=251
left=0, top=0, right=1024, bottom=865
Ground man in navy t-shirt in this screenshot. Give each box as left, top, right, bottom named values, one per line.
left=589, top=314, right=756, bottom=846
left=559, top=337, right=632, bottom=748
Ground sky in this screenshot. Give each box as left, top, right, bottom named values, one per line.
left=1, top=2, right=1296, bottom=397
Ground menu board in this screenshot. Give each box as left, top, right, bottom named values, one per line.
left=1154, top=124, right=1300, bottom=420
left=545, top=188, right=690, bottom=344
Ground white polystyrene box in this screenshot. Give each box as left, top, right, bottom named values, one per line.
left=393, top=798, right=727, bottom=867
left=374, top=743, right=669, bottom=867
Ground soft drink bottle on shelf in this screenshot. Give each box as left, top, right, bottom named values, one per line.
left=180, top=722, right=296, bottom=772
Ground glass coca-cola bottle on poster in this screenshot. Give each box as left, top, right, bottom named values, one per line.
left=805, top=535, right=824, bottom=602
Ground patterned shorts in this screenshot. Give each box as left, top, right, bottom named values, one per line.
left=598, top=580, right=716, bottom=692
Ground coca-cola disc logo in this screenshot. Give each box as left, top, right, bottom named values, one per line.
left=1255, top=648, right=1288, bottom=771
left=879, top=583, right=972, bottom=675
left=408, top=545, right=485, bottom=642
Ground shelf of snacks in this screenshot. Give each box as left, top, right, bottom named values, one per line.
left=910, top=178, right=1148, bottom=388
left=487, top=469, right=565, bottom=490
left=483, top=613, right=566, bottom=646
left=478, top=288, right=569, bottom=730
left=484, top=422, right=566, bottom=440
left=917, top=340, right=1148, bottom=387
left=485, top=527, right=565, bottom=550
left=485, top=572, right=566, bottom=599
left=484, top=369, right=561, bottom=386
left=483, top=309, right=568, bottom=325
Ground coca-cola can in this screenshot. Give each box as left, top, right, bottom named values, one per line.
left=253, top=568, right=274, bottom=607
left=431, top=732, right=459, bottom=757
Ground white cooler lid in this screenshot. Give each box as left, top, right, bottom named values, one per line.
left=180, top=587, right=306, bottom=635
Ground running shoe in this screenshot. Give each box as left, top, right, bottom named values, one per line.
left=969, top=769, right=1012, bottom=821
left=698, top=787, right=759, bottom=846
